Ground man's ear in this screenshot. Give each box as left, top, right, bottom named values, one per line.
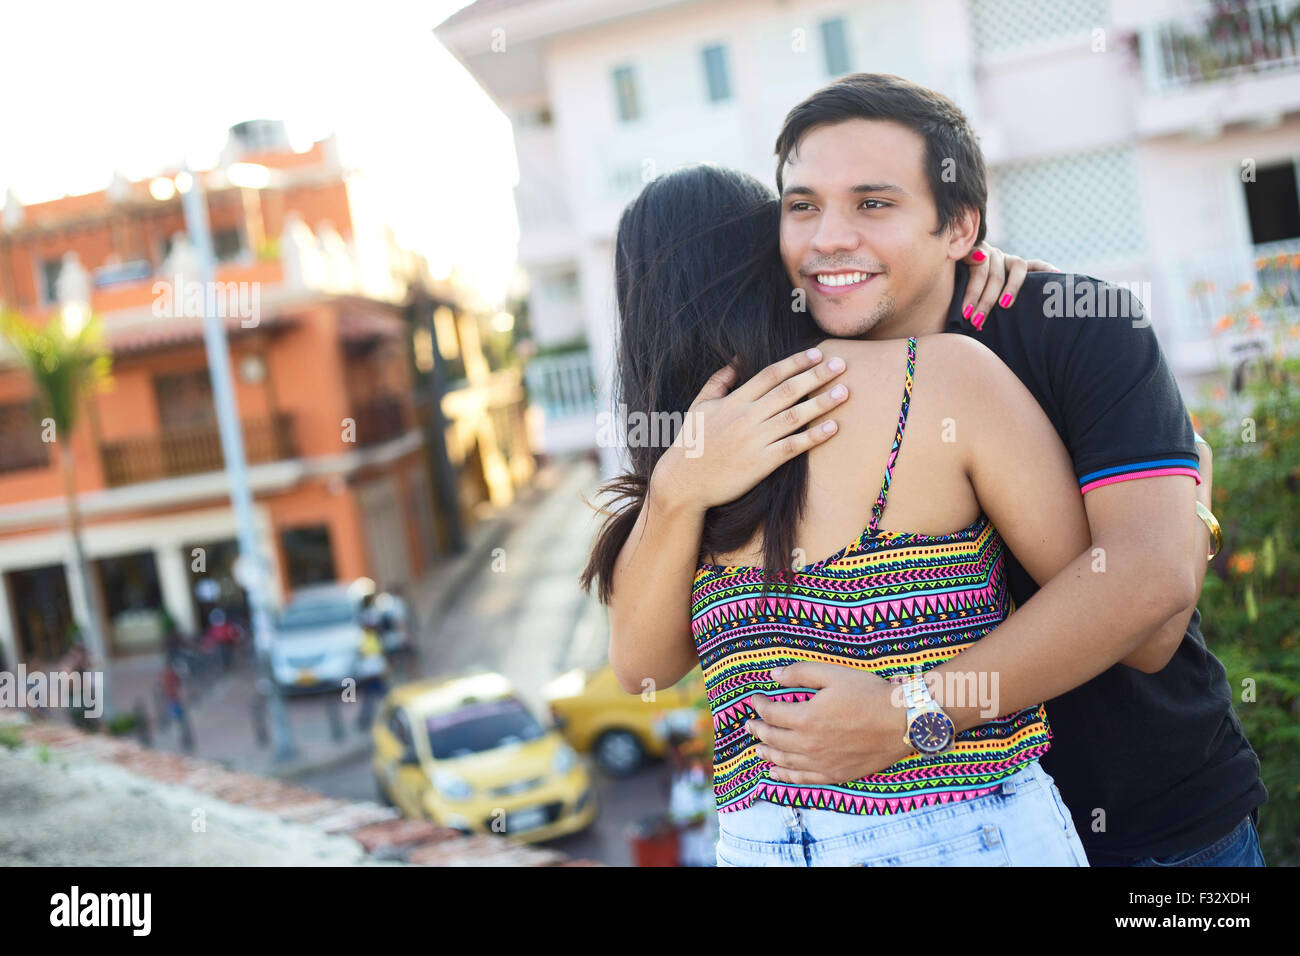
left=945, top=206, right=981, bottom=261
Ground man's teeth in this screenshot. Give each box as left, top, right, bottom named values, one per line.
left=815, top=272, right=871, bottom=286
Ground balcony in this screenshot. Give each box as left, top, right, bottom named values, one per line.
left=100, top=414, right=297, bottom=487
left=349, top=394, right=414, bottom=448
left=1141, top=0, right=1300, bottom=92
left=523, top=350, right=599, bottom=454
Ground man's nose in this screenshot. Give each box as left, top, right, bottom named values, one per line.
left=810, top=206, right=861, bottom=257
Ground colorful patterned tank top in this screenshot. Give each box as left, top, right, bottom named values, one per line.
left=690, top=336, right=1051, bottom=816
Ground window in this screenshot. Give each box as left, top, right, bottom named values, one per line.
left=701, top=44, right=731, bottom=102
left=1244, top=161, right=1300, bottom=245
left=40, top=258, right=62, bottom=303
left=213, top=228, right=244, bottom=262
left=820, top=17, right=852, bottom=76
left=612, top=65, right=641, bottom=122
left=0, top=401, right=50, bottom=473
left=154, top=370, right=216, bottom=429
left=280, top=525, right=337, bottom=590
left=540, top=270, right=580, bottom=304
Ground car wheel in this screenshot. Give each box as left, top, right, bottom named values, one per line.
left=593, top=729, right=645, bottom=777
left=374, top=773, right=394, bottom=807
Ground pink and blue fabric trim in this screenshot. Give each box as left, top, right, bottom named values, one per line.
left=1079, top=458, right=1201, bottom=494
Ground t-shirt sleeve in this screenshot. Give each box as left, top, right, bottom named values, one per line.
left=1048, top=278, right=1201, bottom=495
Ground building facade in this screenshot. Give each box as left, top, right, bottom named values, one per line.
left=438, top=0, right=1300, bottom=464
left=0, top=121, right=534, bottom=668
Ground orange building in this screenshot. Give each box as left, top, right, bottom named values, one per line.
left=0, top=120, right=533, bottom=668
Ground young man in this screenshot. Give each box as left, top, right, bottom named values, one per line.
left=610, top=74, right=1266, bottom=866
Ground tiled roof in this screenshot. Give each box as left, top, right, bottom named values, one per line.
left=5, top=716, right=599, bottom=866
left=105, top=312, right=295, bottom=355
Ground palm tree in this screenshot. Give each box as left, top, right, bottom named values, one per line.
left=1, top=307, right=114, bottom=720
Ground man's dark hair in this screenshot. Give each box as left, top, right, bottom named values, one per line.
left=775, top=73, right=988, bottom=246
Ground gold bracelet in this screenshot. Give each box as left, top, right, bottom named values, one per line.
left=1195, top=500, right=1222, bottom=561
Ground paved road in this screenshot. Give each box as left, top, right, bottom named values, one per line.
left=297, top=456, right=685, bottom=866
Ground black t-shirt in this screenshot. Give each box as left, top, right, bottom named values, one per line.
left=944, top=265, right=1267, bottom=865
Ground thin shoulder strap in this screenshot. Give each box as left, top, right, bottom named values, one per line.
left=868, top=336, right=917, bottom=533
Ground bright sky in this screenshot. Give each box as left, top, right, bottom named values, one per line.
left=0, top=0, right=519, bottom=305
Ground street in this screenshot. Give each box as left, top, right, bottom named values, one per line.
left=295, top=456, right=679, bottom=866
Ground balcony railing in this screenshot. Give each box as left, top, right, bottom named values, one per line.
left=523, top=350, right=598, bottom=419
left=1167, top=237, right=1300, bottom=337
left=349, top=394, right=413, bottom=447
left=100, top=414, right=297, bottom=487
left=1142, top=0, right=1300, bottom=92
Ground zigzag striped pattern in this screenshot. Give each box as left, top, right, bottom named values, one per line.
left=689, top=336, right=1053, bottom=817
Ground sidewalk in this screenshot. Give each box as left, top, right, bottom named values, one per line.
left=96, top=457, right=587, bottom=781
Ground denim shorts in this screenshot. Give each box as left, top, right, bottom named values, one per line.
left=1124, top=814, right=1266, bottom=867
left=714, top=759, right=1088, bottom=866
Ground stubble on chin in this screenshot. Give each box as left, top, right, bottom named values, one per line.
left=812, top=293, right=896, bottom=341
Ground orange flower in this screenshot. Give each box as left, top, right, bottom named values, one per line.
left=1248, top=314, right=1263, bottom=329
left=1213, top=315, right=1234, bottom=334
left=1229, top=552, right=1256, bottom=576
left=1211, top=386, right=1227, bottom=401
left=1290, top=253, right=1300, bottom=268
left=1233, top=282, right=1253, bottom=295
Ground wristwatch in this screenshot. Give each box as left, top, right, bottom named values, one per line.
left=893, top=666, right=955, bottom=757
left=1196, top=500, right=1222, bottom=561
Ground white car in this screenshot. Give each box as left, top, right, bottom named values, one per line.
left=270, top=582, right=384, bottom=693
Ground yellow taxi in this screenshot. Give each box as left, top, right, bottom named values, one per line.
left=372, top=672, right=597, bottom=843
left=542, top=663, right=709, bottom=776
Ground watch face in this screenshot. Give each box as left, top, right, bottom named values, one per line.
left=908, top=711, right=954, bottom=753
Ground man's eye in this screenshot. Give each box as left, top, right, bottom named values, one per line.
left=789, top=201, right=814, bottom=212
left=860, top=199, right=889, bottom=210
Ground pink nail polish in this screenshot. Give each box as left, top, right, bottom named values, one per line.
left=973, top=313, right=985, bottom=330
left=971, top=250, right=986, bottom=262
left=962, top=304, right=973, bottom=320
left=999, top=293, right=1012, bottom=308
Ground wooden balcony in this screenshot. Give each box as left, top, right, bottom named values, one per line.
left=100, top=414, right=297, bottom=487
left=350, top=394, right=413, bottom=447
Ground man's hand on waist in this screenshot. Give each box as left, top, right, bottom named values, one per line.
left=746, top=661, right=913, bottom=784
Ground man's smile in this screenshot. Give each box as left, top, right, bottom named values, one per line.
left=805, top=269, right=880, bottom=297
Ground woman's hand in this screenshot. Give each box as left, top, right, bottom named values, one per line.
left=960, top=242, right=1060, bottom=330
left=649, top=347, right=850, bottom=513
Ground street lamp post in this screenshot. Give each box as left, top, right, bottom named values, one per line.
left=177, top=162, right=297, bottom=763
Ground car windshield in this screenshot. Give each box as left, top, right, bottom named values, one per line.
left=425, top=698, right=545, bottom=759
left=276, top=596, right=356, bottom=632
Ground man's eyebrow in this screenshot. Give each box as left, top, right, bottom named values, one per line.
left=780, top=183, right=907, bottom=198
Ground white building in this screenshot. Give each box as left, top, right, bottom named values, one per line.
left=438, top=0, right=1300, bottom=463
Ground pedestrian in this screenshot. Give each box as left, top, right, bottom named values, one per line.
left=355, top=626, right=388, bottom=731
left=160, top=652, right=194, bottom=751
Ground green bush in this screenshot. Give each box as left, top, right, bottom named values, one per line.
left=1193, top=349, right=1300, bottom=866
left=106, top=712, right=140, bottom=737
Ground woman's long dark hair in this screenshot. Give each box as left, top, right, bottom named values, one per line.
left=580, top=164, right=822, bottom=602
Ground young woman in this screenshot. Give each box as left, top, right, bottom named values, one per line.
left=582, top=164, right=1095, bottom=866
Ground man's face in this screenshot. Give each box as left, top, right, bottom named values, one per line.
left=779, top=119, right=957, bottom=339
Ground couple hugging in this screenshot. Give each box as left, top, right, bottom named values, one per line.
left=581, top=73, right=1266, bottom=867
